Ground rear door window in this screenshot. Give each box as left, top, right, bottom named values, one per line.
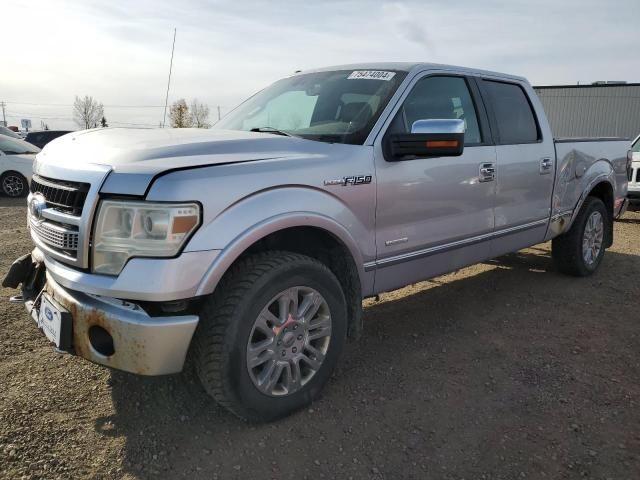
left=482, top=80, right=540, bottom=145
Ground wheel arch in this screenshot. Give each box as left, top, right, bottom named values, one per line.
left=572, top=178, right=615, bottom=247
left=195, top=215, right=367, bottom=340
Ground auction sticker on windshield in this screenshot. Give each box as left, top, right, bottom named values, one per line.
left=347, top=70, right=396, bottom=81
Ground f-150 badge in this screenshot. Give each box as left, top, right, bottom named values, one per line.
left=324, top=175, right=372, bottom=186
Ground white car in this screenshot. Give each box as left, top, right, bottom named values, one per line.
left=0, top=126, right=22, bottom=139
left=0, top=136, right=40, bottom=197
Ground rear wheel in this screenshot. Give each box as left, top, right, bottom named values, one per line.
left=1, top=171, right=28, bottom=197
left=552, top=196, right=608, bottom=276
left=193, top=251, right=347, bottom=421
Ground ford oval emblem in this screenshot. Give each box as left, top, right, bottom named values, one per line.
left=44, top=307, right=53, bottom=321
left=29, top=193, right=47, bottom=220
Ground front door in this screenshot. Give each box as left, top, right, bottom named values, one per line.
left=372, top=74, right=497, bottom=293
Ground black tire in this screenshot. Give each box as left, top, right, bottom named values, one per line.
left=552, top=196, right=608, bottom=277
left=193, top=251, right=347, bottom=422
left=0, top=171, right=28, bottom=197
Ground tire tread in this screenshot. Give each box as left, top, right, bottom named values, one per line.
left=193, top=250, right=339, bottom=419
left=552, top=196, right=607, bottom=277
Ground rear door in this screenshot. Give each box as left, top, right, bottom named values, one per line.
left=477, top=79, right=555, bottom=254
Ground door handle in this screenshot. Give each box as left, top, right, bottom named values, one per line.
left=540, top=157, right=553, bottom=174
left=479, top=162, right=495, bottom=182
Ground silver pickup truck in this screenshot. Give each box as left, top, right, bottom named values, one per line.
left=3, top=63, right=632, bottom=421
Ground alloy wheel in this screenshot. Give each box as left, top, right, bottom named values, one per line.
left=2, top=174, right=25, bottom=197
left=582, top=211, right=604, bottom=266
left=246, top=286, right=332, bottom=396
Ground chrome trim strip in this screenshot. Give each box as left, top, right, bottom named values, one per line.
left=363, top=261, right=376, bottom=271
left=365, top=218, right=549, bottom=271
left=41, top=208, right=81, bottom=226
left=551, top=209, right=573, bottom=222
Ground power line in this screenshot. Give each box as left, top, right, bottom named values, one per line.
left=5, top=112, right=157, bottom=126
left=6, top=113, right=73, bottom=121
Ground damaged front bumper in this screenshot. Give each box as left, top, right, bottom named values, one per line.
left=3, top=252, right=199, bottom=375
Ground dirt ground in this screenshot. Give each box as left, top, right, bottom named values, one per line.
left=0, top=196, right=639, bottom=480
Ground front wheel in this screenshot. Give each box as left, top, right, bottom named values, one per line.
left=1, top=171, right=28, bottom=197
left=193, top=251, right=347, bottom=421
left=552, top=196, right=608, bottom=276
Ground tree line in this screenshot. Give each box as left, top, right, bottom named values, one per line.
left=72, top=96, right=212, bottom=129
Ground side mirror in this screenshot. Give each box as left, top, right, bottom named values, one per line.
left=387, top=119, right=465, bottom=160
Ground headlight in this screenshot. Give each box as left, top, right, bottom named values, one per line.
left=92, top=200, right=200, bottom=275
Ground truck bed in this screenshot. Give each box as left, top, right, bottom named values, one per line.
left=551, top=137, right=629, bottom=220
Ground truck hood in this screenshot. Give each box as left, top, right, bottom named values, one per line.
left=36, top=127, right=342, bottom=195
left=38, top=127, right=322, bottom=174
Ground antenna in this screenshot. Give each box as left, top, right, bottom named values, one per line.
left=162, top=28, right=177, bottom=128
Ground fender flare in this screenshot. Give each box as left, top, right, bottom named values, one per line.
left=566, top=168, right=616, bottom=247
left=194, top=212, right=368, bottom=297
left=569, top=173, right=615, bottom=227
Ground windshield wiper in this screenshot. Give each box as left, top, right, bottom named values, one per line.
left=249, top=127, right=294, bottom=137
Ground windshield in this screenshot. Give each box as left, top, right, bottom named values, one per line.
left=633, top=136, right=640, bottom=153
left=215, top=69, right=407, bottom=144
left=0, top=136, right=40, bottom=155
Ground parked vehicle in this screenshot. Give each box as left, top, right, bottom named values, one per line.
left=25, top=130, right=73, bottom=149
left=628, top=134, right=640, bottom=204
left=3, top=63, right=630, bottom=421
left=0, top=125, right=22, bottom=139
left=0, top=136, right=39, bottom=197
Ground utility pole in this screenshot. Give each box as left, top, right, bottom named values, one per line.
left=1, top=102, right=6, bottom=126
left=217, top=105, right=221, bottom=121
left=162, top=28, right=177, bottom=128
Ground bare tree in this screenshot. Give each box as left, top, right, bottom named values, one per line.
left=169, top=99, right=192, bottom=128
left=190, top=99, right=211, bottom=128
left=73, top=95, right=104, bottom=129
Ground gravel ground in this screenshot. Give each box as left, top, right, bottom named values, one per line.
left=1, top=196, right=639, bottom=480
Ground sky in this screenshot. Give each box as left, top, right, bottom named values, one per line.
left=2, top=0, right=639, bottom=130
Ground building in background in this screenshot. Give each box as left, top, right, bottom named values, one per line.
left=534, top=82, right=640, bottom=140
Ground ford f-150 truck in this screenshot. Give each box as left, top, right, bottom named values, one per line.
left=3, top=63, right=632, bottom=421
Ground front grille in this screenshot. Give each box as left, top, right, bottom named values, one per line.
left=636, top=169, right=640, bottom=183
left=30, top=219, right=79, bottom=252
left=30, top=175, right=90, bottom=216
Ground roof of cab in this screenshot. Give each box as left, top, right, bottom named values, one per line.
left=300, top=62, right=528, bottom=83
